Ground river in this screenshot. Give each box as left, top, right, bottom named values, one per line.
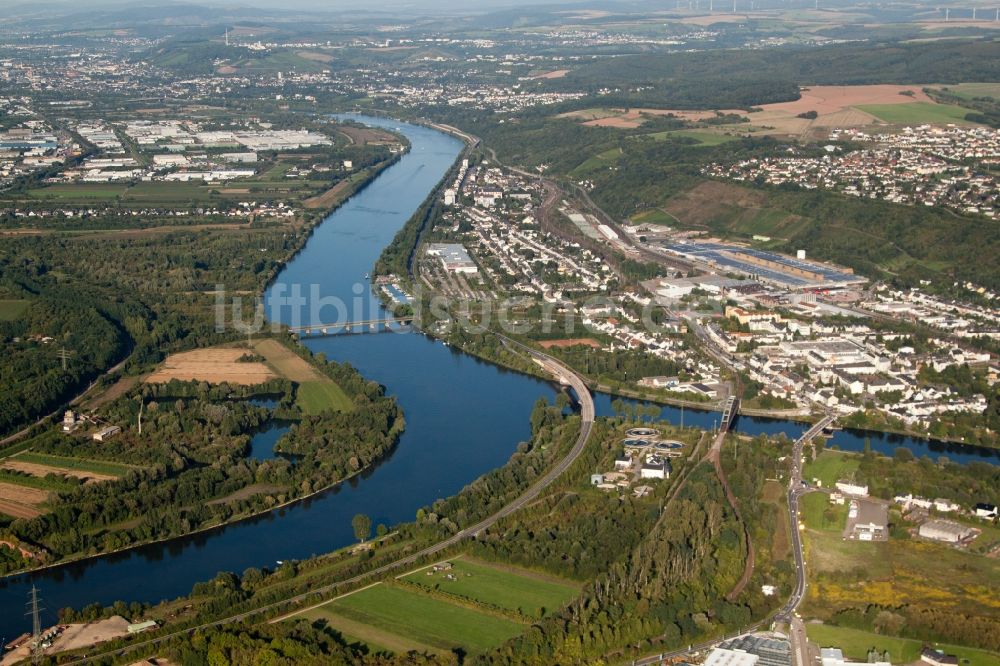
left=0, top=116, right=995, bottom=636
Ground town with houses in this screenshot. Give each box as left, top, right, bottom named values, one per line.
left=704, top=124, right=1000, bottom=218
left=425, top=153, right=998, bottom=442
left=0, top=9, right=998, bottom=664
left=2, top=25, right=996, bottom=449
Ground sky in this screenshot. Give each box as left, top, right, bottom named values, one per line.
left=0, top=0, right=587, bottom=11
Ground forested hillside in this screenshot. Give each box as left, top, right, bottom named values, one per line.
left=545, top=39, right=1000, bottom=108
left=0, top=225, right=296, bottom=437
left=0, top=268, right=133, bottom=436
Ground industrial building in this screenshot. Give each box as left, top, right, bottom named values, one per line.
left=664, top=241, right=866, bottom=290
left=918, top=519, right=975, bottom=544
left=426, top=243, right=478, bottom=274
left=718, top=635, right=791, bottom=666
left=821, top=647, right=890, bottom=666
left=704, top=647, right=760, bottom=666
left=640, top=457, right=670, bottom=480
left=92, top=425, right=121, bottom=442
left=849, top=500, right=888, bottom=541
left=835, top=481, right=869, bottom=497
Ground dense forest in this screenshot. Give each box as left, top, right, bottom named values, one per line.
left=543, top=39, right=1000, bottom=109
left=0, top=267, right=133, bottom=436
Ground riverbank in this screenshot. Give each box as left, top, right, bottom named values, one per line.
left=0, top=115, right=485, bottom=634
left=2, top=115, right=993, bottom=641
left=412, top=322, right=999, bottom=457
left=0, top=133, right=411, bottom=581
left=0, top=334, right=405, bottom=582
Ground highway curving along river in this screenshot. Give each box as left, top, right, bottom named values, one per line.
left=1, top=116, right=997, bottom=637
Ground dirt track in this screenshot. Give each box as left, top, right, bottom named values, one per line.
left=532, top=69, right=569, bottom=79
left=51, top=617, right=131, bottom=653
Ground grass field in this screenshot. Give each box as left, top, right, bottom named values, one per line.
left=931, top=83, right=1000, bottom=101
left=804, top=449, right=860, bottom=488
left=122, top=182, right=218, bottom=203
left=299, top=607, right=416, bottom=655
left=857, top=102, right=977, bottom=124
left=570, top=147, right=624, bottom=176
left=252, top=339, right=353, bottom=414
left=296, top=380, right=353, bottom=415
left=803, top=520, right=1000, bottom=621
left=631, top=208, right=677, bottom=225
left=17, top=176, right=326, bottom=207
left=404, top=558, right=580, bottom=619
left=800, top=491, right=847, bottom=532
left=806, top=624, right=1000, bottom=666
left=13, top=452, right=129, bottom=477
left=302, top=583, right=524, bottom=654
left=0, top=299, right=30, bottom=321
left=646, top=129, right=740, bottom=145
left=25, top=184, right=127, bottom=200
left=762, top=480, right=791, bottom=562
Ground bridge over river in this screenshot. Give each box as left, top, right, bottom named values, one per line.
left=287, top=316, right=414, bottom=336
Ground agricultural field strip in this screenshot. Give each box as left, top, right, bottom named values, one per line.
left=11, top=452, right=131, bottom=477
left=0, top=498, right=43, bottom=519
left=145, top=347, right=277, bottom=385
left=0, top=481, right=50, bottom=505
left=301, top=607, right=436, bottom=655
left=401, top=556, right=580, bottom=617
left=313, top=582, right=524, bottom=654
left=292, top=556, right=578, bottom=655
left=0, top=459, right=117, bottom=483
left=252, top=339, right=352, bottom=413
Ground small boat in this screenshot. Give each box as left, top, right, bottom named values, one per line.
left=364, top=273, right=369, bottom=279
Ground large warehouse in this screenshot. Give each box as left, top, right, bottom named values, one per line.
left=426, top=243, right=479, bottom=274
left=664, top=241, right=867, bottom=290
left=918, top=519, right=975, bottom=544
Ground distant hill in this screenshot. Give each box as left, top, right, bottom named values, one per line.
left=144, top=40, right=325, bottom=76
left=544, top=39, right=1000, bottom=109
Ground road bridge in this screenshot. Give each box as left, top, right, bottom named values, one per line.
left=778, top=414, right=836, bottom=666
left=286, top=317, right=414, bottom=337
left=778, top=414, right=836, bottom=620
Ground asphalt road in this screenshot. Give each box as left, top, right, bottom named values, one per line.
left=629, top=414, right=834, bottom=666
left=60, top=336, right=596, bottom=664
